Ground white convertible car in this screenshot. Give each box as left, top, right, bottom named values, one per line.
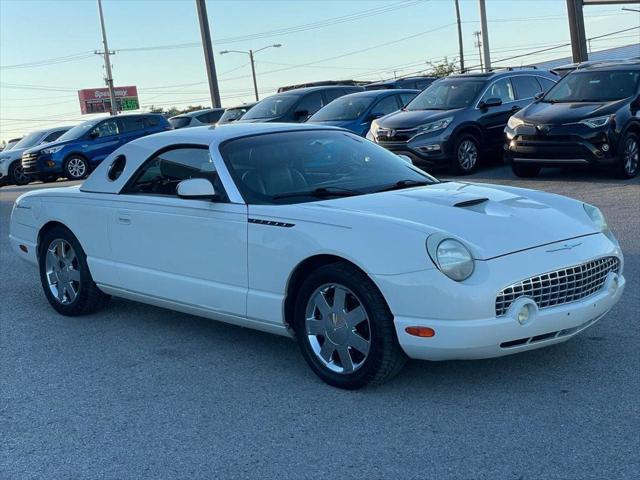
left=10, top=123, right=625, bottom=388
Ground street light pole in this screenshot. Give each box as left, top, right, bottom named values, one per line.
left=220, top=44, right=281, bottom=102
left=249, top=50, right=259, bottom=101
left=454, top=0, right=465, bottom=73
left=478, top=0, right=491, bottom=71
left=96, top=0, right=118, bottom=116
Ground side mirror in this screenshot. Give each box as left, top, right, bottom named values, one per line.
left=176, top=178, right=217, bottom=200
left=631, top=94, right=640, bottom=109
left=367, top=112, right=384, bottom=122
left=397, top=154, right=413, bottom=164
left=88, top=131, right=99, bottom=139
left=479, top=97, right=502, bottom=109
left=534, top=92, right=545, bottom=100
left=293, top=109, right=309, bottom=121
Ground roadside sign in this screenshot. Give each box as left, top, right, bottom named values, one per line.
left=77, top=86, right=139, bottom=114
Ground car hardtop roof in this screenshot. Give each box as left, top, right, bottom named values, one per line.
left=225, top=102, right=258, bottom=109
left=448, top=68, right=550, bottom=80
left=80, top=123, right=345, bottom=195
left=367, top=76, right=438, bottom=85
left=170, top=108, right=225, bottom=119
left=577, top=59, right=640, bottom=71
left=275, top=85, right=364, bottom=96
left=336, top=88, right=421, bottom=99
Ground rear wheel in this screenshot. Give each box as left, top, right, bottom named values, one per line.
left=8, top=161, right=30, bottom=185
left=63, top=156, right=89, bottom=180
left=512, top=164, right=541, bottom=178
left=38, top=226, right=110, bottom=316
left=451, top=134, right=480, bottom=175
left=615, top=132, right=639, bottom=179
left=293, top=262, right=406, bottom=389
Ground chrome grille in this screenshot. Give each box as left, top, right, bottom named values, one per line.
left=495, top=256, right=619, bottom=316
left=21, top=152, right=39, bottom=168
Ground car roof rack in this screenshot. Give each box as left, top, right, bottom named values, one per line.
left=487, top=65, right=539, bottom=72
left=575, top=58, right=640, bottom=69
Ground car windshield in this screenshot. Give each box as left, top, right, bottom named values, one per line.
left=12, top=130, right=45, bottom=149
left=309, top=95, right=376, bottom=121
left=406, top=79, right=485, bottom=110
left=218, top=106, right=251, bottom=124
left=220, top=130, right=437, bottom=204
left=543, top=70, right=640, bottom=103
left=169, top=117, right=191, bottom=128
left=241, top=95, right=297, bottom=120
left=56, top=120, right=99, bottom=142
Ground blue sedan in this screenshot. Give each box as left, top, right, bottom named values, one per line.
left=307, top=89, right=419, bottom=137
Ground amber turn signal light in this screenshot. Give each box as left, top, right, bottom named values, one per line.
left=405, top=326, right=435, bottom=337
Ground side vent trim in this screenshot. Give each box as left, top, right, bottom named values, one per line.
left=248, top=218, right=295, bottom=228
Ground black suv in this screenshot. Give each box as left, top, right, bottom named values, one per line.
left=368, top=69, right=557, bottom=174
left=239, top=86, right=363, bottom=123
left=505, top=60, right=640, bottom=179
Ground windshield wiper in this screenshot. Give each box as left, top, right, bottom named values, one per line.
left=374, top=179, right=431, bottom=193
left=272, top=186, right=363, bottom=200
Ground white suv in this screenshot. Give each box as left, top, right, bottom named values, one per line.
left=168, top=108, right=225, bottom=129
left=0, top=126, right=71, bottom=186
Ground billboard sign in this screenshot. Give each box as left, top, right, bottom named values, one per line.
left=78, top=86, right=139, bottom=114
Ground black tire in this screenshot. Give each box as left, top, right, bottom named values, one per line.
left=293, top=262, right=406, bottom=389
left=39, top=174, right=58, bottom=183
left=8, top=160, right=30, bottom=185
left=512, top=164, right=541, bottom=178
left=38, top=226, right=110, bottom=316
left=63, top=155, right=90, bottom=180
left=451, top=134, right=481, bottom=175
left=614, top=132, right=639, bottom=179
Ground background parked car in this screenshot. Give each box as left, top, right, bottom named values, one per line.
left=364, top=76, right=438, bottom=91
left=307, top=89, right=419, bottom=137
left=368, top=69, right=558, bottom=174
left=22, top=114, right=171, bottom=181
left=217, top=103, right=257, bottom=124
left=1, top=137, right=23, bottom=152
left=169, top=108, right=225, bottom=129
left=239, top=86, right=364, bottom=123
left=0, top=126, right=70, bottom=186
left=505, top=60, right=640, bottom=179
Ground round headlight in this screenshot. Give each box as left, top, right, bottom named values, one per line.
left=435, top=238, right=475, bottom=281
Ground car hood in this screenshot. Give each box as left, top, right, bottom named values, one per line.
left=307, top=119, right=358, bottom=128
left=520, top=99, right=625, bottom=124
left=0, top=146, right=28, bottom=160
left=298, top=182, right=598, bottom=260
left=378, top=108, right=462, bottom=129
left=24, top=138, right=75, bottom=154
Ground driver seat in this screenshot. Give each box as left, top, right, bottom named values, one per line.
left=242, top=166, right=308, bottom=196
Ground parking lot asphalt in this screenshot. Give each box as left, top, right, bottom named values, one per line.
left=1, top=165, right=639, bottom=480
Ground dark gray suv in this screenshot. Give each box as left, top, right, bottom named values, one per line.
left=368, top=69, right=558, bottom=174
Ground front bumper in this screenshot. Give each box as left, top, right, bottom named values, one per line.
left=22, top=151, right=61, bottom=176
left=504, top=124, right=619, bottom=168
left=374, top=131, right=454, bottom=168
left=372, top=233, right=624, bottom=361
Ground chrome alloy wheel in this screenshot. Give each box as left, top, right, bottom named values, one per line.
left=45, top=239, right=81, bottom=304
left=305, top=283, right=371, bottom=374
left=67, top=158, right=87, bottom=179
left=457, top=139, right=478, bottom=170
left=624, top=136, right=639, bottom=176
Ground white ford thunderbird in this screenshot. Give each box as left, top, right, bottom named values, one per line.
left=10, top=123, right=625, bottom=388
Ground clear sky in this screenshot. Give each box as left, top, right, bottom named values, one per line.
left=1, top=0, right=639, bottom=140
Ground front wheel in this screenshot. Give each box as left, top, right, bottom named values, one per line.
left=512, top=164, right=541, bottom=178
left=293, top=262, right=406, bottom=389
left=38, top=226, right=110, bottom=316
left=63, top=156, right=89, bottom=180
left=615, top=132, right=639, bottom=179
left=8, top=161, right=30, bottom=185
left=451, top=134, right=480, bottom=175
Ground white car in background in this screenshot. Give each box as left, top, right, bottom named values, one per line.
left=0, top=126, right=71, bottom=186
left=169, top=108, right=225, bottom=129
left=9, top=124, right=625, bottom=389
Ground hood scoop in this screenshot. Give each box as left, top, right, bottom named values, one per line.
left=454, top=197, right=489, bottom=208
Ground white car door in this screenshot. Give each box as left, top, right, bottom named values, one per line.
left=109, top=146, right=248, bottom=317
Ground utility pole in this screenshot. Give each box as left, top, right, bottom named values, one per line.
left=566, top=0, right=588, bottom=63
left=473, top=31, right=484, bottom=71
left=478, top=0, right=491, bottom=71
left=454, top=0, right=465, bottom=72
left=96, top=0, right=117, bottom=116
left=220, top=44, right=281, bottom=102
left=195, top=0, right=222, bottom=108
